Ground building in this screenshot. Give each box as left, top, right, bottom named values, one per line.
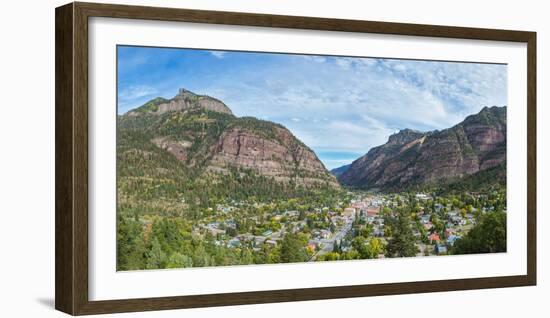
left=373, top=228, right=385, bottom=237
left=307, top=239, right=320, bottom=251
left=428, top=233, right=441, bottom=244
left=366, top=206, right=380, bottom=217
left=254, top=236, right=266, bottom=247
left=352, top=202, right=366, bottom=210
left=445, top=228, right=455, bottom=237
left=320, top=229, right=331, bottom=239
left=421, top=215, right=431, bottom=224
left=415, top=193, right=430, bottom=201
left=435, top=244, right=448, bottom=254
left=284, top=210, right=300, bottom=218
left=343, top=207, right=356, bottom=218
left=228, top=238, right=241, bottom=248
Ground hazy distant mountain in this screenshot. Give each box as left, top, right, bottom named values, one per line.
left=330, top=164, right=351, bottom=177
left=338, top=106, right=506, bottom=190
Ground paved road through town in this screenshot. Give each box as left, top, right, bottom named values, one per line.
left=310, top=217, right=354, bottom=261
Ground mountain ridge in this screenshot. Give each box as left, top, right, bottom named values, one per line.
left=338, top=106, right=506, bottom=190
left=126, top=88, right=233, bottom=116
left=118, top=89, right=340, bottom=196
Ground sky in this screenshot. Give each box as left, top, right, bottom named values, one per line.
left=117, top=45, right=507, bottom=170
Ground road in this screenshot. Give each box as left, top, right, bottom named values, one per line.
left=310, top=218, right=354, bottom=261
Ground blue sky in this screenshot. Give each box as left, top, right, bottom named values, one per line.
left=118, top=46, right=507, bottom=170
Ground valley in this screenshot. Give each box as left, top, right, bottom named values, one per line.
left=117, top=89, right=507, bottom=271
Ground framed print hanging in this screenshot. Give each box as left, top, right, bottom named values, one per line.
left=55, top=2, right=536, bottom=315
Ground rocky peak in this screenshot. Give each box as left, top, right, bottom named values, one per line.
left=480, top=105, right=503, bottom=114
left=462, top=106, right=506, bottom=127
left=387, top=128, right=426, bottom=146
left=174, top=88, right=198, bottom=100
left=126, top=88, right=233, bottom=116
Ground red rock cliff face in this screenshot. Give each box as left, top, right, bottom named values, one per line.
left=338, top=106, right=506, bottom=189
left=208, top=127, right=338, bottom=188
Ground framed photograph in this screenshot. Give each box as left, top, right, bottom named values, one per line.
left=55, top=2, right=536, bottom=315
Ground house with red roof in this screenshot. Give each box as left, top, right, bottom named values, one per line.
left=428, top=233, right=441, bottom=244
left=366, top=206, right=380, bottom=217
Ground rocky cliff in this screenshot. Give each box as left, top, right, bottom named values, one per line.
left=208, top=126, right=336, bottom=186
left=126, top=88, right=233, bottom=116
left=338, top=106, right=506, bottom=189
left=119, top=89, right=339, bottom=190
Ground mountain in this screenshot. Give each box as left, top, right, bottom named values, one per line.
left=126, top=88, right=233, bottom=116
left=118, top=89, right=339, bottom=204
left=338, top=106, right=506, bottom=190
left=330, top=164, right=351, bottom=177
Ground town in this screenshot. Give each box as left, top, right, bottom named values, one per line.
left=122, top=187, right=506, bottom=269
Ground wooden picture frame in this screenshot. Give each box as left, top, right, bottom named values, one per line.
left=55, top=2, right=536, bottom=315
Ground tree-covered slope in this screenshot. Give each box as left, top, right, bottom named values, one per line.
left=117, top=88, right=340, bottom=219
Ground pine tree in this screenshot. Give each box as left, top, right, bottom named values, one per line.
left=146, top=237, right=168, bottom=269
left=385, top=211, right=418, bottom=257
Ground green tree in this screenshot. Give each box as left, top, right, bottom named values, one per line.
left=146, top=237, right=168, bottom=269
left=333, top=240, right=341, bottom=253
left=167, top=252, right=193, bottom=268
left=117, top=215, right=146, bottom=270
left=352, top=237, right=384, bottom=259
left=369, top=238, right=384, bottom=257
left=226, top=227, right=238, bottom=237
left=351, top=236, right=370, bottom=258
left=452, top=211, right=506, bottom=254
left=267, top=246, right=281, bottom=263
left=280, top=233, right=308, bottom=263
left=240, top=247, right=254, bottom=265
left=385, top=212, right=419, bottom=257
left=322, top=252, right=340, bottom=261
left=192, top=243, right=213, bottom=267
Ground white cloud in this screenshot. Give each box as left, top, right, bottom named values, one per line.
left=195, top=54, right=506, bottom=162
left=119, top=85, right=157, bottom=99
left=301, top=55, right=327, bottom=63
left=357, top=58, right=378, bottom=67
left=334, top=57, right=353, bottom=69
left=210, top=51, right=226, bottom=59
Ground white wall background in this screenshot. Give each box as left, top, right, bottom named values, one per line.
left=0, top=0, right=547, bottom=317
